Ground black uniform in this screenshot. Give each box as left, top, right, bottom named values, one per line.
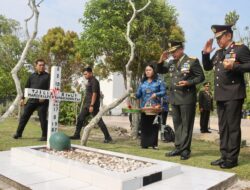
left=158, top=54, right=205, bottom=155
left=202, top=42, right=250, bottom=163
left=72, top=76, right=112, bottom=141
left=15, top=72, right=50, bottom=138
left=199, top=90, right=213, bottom=132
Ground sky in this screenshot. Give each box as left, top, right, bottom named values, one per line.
left=0, top=0, right=250, bottom=58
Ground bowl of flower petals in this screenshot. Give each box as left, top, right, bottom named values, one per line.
left=141, top=104, right=162, bottom=115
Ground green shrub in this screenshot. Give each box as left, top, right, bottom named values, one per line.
left=59, top=102, right=80, bottom=126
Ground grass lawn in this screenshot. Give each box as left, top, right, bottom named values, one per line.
left=0, top=117, right=250, bottom=180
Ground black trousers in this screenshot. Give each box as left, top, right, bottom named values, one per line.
left=217, top=99, right=243, bottom=162
left=16, top=102, right=48, bottom=137
left=74, top=106, right=111, bottom=140
left=161, top=111, right=168, bottom=125
left=140, top=113, right=159, bottom=148
left=172, top=104, right=196, bottom=153
left=200, top=110, right=210, bottom=132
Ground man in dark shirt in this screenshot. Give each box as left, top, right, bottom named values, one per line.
left=202, top=24, right=250, bottom=168
left=70, top=67, right=112, bottom=143
left=13, top=59, right=50, bottom=141
left=199, top=82, right=213, bottom=133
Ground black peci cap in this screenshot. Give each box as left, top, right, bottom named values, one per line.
left=211, top=24, right=233, bottom=38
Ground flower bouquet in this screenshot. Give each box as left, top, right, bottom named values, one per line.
left=122, top=104, right=141, bottom=114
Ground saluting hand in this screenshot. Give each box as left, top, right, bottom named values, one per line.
left=158, top=51, right=168, bottom=64
left=203, top=38, right=215, bottom=54
left=89, top=106, right=94, bottom=113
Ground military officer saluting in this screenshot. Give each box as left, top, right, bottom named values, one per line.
left=157, top=41, right=204, bottom=160
left=203, top=24, right=250, bottom=168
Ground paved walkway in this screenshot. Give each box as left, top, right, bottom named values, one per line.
left=103, top=115, right=250, bottom=145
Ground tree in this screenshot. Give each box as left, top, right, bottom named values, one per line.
left=40, top=27, right=83, bottom=90
left=80, top=0, right=182, bottom=145
left=78, top=0, right=184, bottom=141
left=225, top=10, right=239, bottom=27
left=0, top=15, right=20, bottom=36
left=0, top=16, right=30, bottom=99
left=0, top=0, right=42, bottom=122
left=78, top=0, right=184, bottom=84
left=39, top=27, right=84, bottom=124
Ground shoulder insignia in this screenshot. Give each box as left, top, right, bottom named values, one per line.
left=235, top=42, right=243, bottom=46
left=188, top=56, right=197, bottom=61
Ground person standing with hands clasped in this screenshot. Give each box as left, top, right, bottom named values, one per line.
left=202, top=24, right=250, bottom=168
left=199, top=82, right=213, bottom=133
left=135, top=64, right=166, bottom=150
left=157, top=41, right=204, bottom=160
left=13, top=59, right=50, bottom=141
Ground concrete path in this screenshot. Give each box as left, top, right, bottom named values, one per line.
left=103, top=115, right=250, bottom=145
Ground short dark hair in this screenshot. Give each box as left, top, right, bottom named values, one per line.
left=83, top=67, right=92, bottom=73
left=142, top=64, right=157, bottom=82
left=203, top=82, right=210, bottom=86
left=35, top=59, right=46, bottom=65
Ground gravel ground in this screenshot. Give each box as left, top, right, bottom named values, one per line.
left=41, top=148, right=154, bottom=173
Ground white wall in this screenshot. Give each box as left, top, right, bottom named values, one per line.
left=100, top=72, right=126, bottom=115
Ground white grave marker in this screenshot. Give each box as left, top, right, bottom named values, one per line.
left=24, top=66, right=81, bottom=148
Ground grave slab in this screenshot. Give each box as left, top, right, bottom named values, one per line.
left=0, top=147, right=237, bottom=190
left=11, top=145, right=181, bottom=190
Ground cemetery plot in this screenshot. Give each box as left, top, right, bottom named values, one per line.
left=11, top=145, right=181, bottom=190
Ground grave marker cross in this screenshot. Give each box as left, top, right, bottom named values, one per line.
left=24, top=66, right=81, bottom=148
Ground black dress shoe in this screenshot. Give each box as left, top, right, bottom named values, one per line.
left=165, top=149, right=181, bottom=157
left=103, top=138, right=113, bottom=143
left=69, top=135, right=80, bottom=140
left=211, top=158, right=225, bottom=166
left=220, top=161, right=238, bottom=169
left=180, top=154, right=190, bottom=160
left=201, top=130, right=211, bottom=133
left=180, top=150, right=190, bottom=160
left=13, top=134, right=22, bottom=139
left=39, top=136, right=47, bottom=141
